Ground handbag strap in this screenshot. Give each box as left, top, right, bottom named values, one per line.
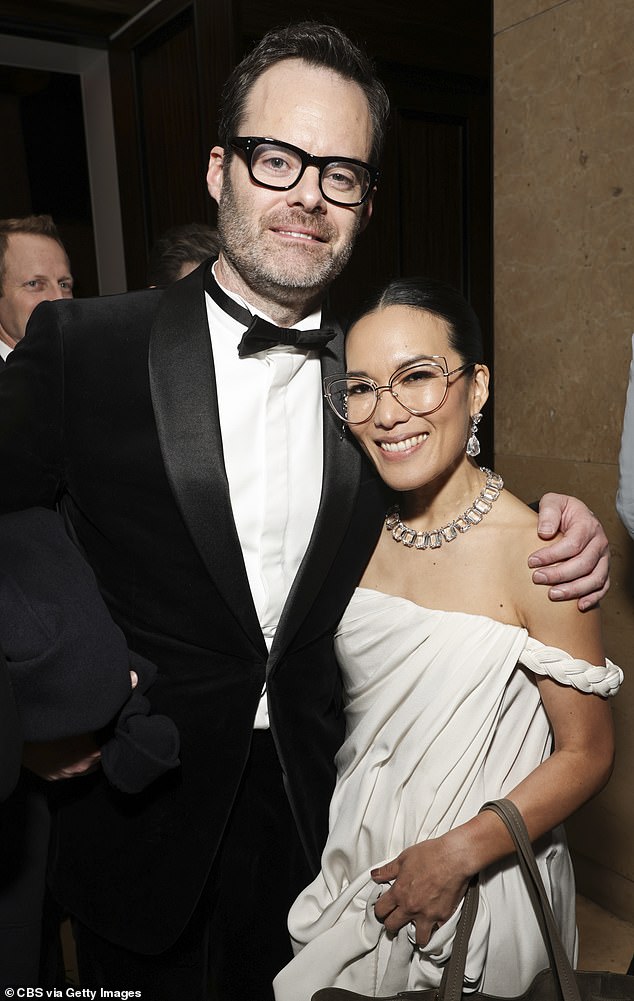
left=439, top=799, right=581, bottom=1001
left=481, top=801, right=580, bottom=1001
left=437, top=876, right=479, bottom=1000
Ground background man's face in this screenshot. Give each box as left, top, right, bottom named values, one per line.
left=0, top=233, right=73, bottom=349
left=207, top=59, right=375, bottom=307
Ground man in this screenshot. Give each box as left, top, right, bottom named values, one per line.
left=0, top=215, right=73, bottom=363
left=0, top=22, right=609, bottom=999
left=148, top=222, right=221, bottom=285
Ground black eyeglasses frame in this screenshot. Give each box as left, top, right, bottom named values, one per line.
left=229, top=136, right=379, bottom=207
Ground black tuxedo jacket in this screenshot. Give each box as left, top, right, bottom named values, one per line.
left=0, top=263, right=387, bottom=952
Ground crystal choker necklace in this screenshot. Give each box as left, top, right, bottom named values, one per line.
left=384, top=467, right=504, bottom=551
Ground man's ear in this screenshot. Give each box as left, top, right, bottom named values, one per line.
left=206, top=146, right=225, bottom=205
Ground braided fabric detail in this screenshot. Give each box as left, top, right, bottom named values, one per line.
left=519, top=640, right=622, bottom=698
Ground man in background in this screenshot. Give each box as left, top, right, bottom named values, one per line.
left=0, top=214, right=73, bottom=363
left=148, top=222, right=220, bottom=285
left=0, top=213, right=74, bottom=985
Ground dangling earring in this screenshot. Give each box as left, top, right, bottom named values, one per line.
left=340, top=400, right=349, bottom=440
left=466, top=412, right=482, bottom=457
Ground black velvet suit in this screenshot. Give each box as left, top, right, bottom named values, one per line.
left=0, top=262, right=387, bottom=955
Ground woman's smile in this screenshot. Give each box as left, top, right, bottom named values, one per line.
left=378, top=431, right=429, bottom=455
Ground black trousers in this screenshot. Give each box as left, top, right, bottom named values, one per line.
left=74, top=730, right=314, bottom=1000
left=0, top=774, right=50, bottom=987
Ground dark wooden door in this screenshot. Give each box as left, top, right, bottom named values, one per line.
left=109, top=0, right=236, bottom=288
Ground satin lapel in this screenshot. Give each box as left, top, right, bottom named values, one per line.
left=269, top=318, right=361, bottom=666
left=148, top=265, right=265, bottom=654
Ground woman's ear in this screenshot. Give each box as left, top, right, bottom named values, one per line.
left=471, top=363, right=490, bottom=416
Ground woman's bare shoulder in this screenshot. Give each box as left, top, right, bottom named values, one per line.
left=487, top=487, right=541, bottom=567
left=493, top=490, right=604, bottom=662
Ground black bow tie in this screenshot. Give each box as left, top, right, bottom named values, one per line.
left=204, top=268, right=337, bottom=359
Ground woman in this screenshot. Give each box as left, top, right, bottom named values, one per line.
left=273, top=278, right=621, bottom=999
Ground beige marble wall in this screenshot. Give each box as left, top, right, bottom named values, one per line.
left=494, top=0, right=634, bottom=920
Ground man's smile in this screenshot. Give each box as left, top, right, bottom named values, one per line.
left=273, top=228, right=324, bottom=241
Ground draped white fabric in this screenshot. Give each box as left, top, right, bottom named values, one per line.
left=274, top=588, right=622, bottom=1000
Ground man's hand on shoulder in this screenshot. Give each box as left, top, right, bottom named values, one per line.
left=528, top=493, right=609, bottom=611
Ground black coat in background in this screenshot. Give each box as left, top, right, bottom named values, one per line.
left=0, top=649, right=21, bottom=803
left=0, top=262, right=387, bottom=954
left=0, top=506, right=180, bottom=986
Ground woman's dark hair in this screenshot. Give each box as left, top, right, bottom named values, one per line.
left=218, top=21, right=390, bottom=167
left=348, top=276, right=484, bottom=366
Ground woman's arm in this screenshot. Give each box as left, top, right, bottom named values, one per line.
left=373, top=536, right=615, bottom=945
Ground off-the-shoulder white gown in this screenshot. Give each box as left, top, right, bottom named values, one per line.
left=274, top=588, right=622, bottom=1001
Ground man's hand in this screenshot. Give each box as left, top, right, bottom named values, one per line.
left=371, top=838, right=470, bottom=947
left=529, top=493, right=610, bottom=611
left=22, top=733, right=101, bottom=781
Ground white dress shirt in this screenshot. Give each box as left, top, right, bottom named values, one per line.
left=0, top=342, right=11, bottom=362
left=206, top=263, right=325, bottom=727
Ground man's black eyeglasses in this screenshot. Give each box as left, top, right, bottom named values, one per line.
left=229, top=137, right=379, bottom=207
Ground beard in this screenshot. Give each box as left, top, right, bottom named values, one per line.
left=216, top=172, right=362, bottom=307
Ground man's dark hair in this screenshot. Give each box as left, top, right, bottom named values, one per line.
left=0, top=215, right=67, bottom=295
left=218, top=21, right=390, bottom=167
left=147, top=223, right=221, bottom=286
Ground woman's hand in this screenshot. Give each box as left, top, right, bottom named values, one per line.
left=371, top=835, right=471, bottom=947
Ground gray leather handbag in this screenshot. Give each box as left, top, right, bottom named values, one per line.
left=312, top=799, right=634, bottom=1001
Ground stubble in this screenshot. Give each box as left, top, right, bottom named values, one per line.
left=216, top=172, right=362, bottom=310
